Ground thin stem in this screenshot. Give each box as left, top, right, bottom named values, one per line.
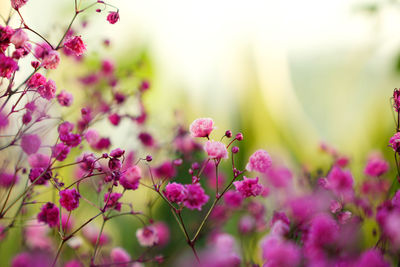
left=52, top=240, right=65, bottom=267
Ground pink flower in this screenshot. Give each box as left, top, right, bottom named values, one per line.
left=108, top=113, right=121, bottom=126
left=104, top=192, right=122, bottom=211
left=190, top=118, right=214, bottom=137
left=0, top=54, right=18, bottom=79
left=28, top=153, right=50, bottom=168
left=364, top=156, right=389, bottom=177
left=204, top=140, right=228, bottom=159
left=119, top=166, right=141, bottom=190
left=110, top=148, right=125, bottom=158
left=138, top=132, right=155, bottom=147
left=29, top=167, right=52, bottom=185
left=154, top=161, right=176, bottom=179
left=265, top=166, right=292, bottom=188
left=153, top=222, right=170, bottom=246
left=164, top=182, right=187, bottom=203
left=37, top=79, right=57, bottom=100
left=24, top=220, right=53, bottom=250
left=0, top=172, right=19, bottom=187
left=59, top=188, right=81, bottom=211
left=21, top=134, right=41, bottom=155
left=0, top=25, right=14, bottom=52
left=261, top=237, right=301, bottom=267
left=0, top=111, right=9, bottom=130
left=246, top=149, right=272, bottom=173
left=305, top=214, right=339, bottom=249
left=64, top=36, right=86, bottom=56
left=64, top=260, right=83, bottom=267
left=110, top=247, right=131, bottom=267
left=11, top=0, right=28, bottom=9
left=52, top=143, right=70, bottom=161
left=37, top=202, right=59, bottom=227
left=42, top=50, right=60, bottom=69
left=57, top=90, right=73, bottom=106
left=325, top=166, right=354, bottom=201
left=390, top=132, right=400, bottom=153
left=107, top=11, right=120, bottom=24
left=224, top=190, right=244, bottom=208
left=136, top=226, right=158, bottom=246
left=183, top=183, right=209, bottom=210
left=10, top=29, right=28, bottom=48
left=28, top=73, right=47, bottom=88
left=356, top=249, right=390, bottom=267
left=233, top=176, right=263, bottom=197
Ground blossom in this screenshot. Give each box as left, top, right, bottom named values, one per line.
left=37, top=202, right=59, bottom=227
left=0, top=172, right=19, bottom=187
left=390, top=132, right=400, bottom=153
left=136, top=226, right=158, bottom=246
left=37, top=79, right=57, bottom=100
left=11, top=0, right=28, bottom=9
left=138, top=132, right=155, bottom=147
left=110, top=247, right=131, bottom=267
left=28, top=73, right=47, bottom=88
left=57, top=90, right=73, bottom=106
left=261, top=237, right=301, bottom=267
left=110, top=148, right=125, bottom=158
left=82, top=225, right=109, bottom=245
left=64, top=36, right=86, bottom=56
left=29, top=167, right=52, bottom=185
left=224, top=190, right=244, bottom=208
left=325, top=166, right=354, bottom=200
left=0, top=54, right=18, bottom=79
left=10, top=29, right=28, bottom=48
left=21, top=134, right=41, bottom=155
left=107, top=11, right=120, bottom=24
left=52, top=143, right=70, bottom=161
left=164, top=182, right=187, bottom=203
left=183, top=183, right=209, bottom=210
left=233, top=176, right=263, bottom=197
left=59, top=188, right=81, bottom=211
left=28, top=153, right=50, bottom=168
left=190, top=118, right=214, bottom=137
left=364, top=156, right=389, bottom=177
left=246, top=149, right=272, bottom=173
left=305, top=214, right=339, bottom=250
left=104, top=192, right=122, bottom=211
left=42, top=50, right=60, bottom=69
left=119, top=166, right=141, bottom=190
left=108, top=113, right=121, bottom=126
left=153, top=222, right=170, bottom=246
left=154, top=161, right=176, bottom=178
left=204, top=140, right=228, bottom=159
left=0, top=25, right=14, bottom=52
left=356, top=249, right=390, bottom=267
left=0, top=111, right=9, bottom=130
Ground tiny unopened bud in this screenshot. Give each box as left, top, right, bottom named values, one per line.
left=225, top=130, right=232, bottom=138
left=232, top=146, right=239, bottom=153
left=173, top=159, right=183, bottom=166
left=146, top=155, right=153, bottom=162
left=102, top=153, right=108, bottom=158
left=191, top=162, right=200, bottom=170
left=235, top=133, right=243, bottom=141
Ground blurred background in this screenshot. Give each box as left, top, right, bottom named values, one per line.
left=2, top=0, right=400, bottom=265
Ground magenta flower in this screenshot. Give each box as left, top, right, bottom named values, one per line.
left=390, top=132, right=400, bottom=153
left=138, top=132, right=155, bottom=147
left=305, top=214, right=339, bottom=249
left=204, top=140, right=228, bottom=159
left=265, top=166, right=292, bottom=188
left=0, top=172, right=19, bottom=187
left=41, top=50, right=60, bottom=69
left=0, top=111, right=9, bottom=130
left=110, top=148, right=125, bottom=158
left=59, top=188, right=81, bottom=211
left=52, top=143, right=71, bottom=161
left=37, top=79, right=57, bottom=100
left=190, top=118, right=214, bottom=137
left=136, top=226, right=158, bottom=246
left=28, top=73, right=46, bottom=88
left=11, top=0, right=28, bottom=9
left=356, top=249, right=390, bottom=267
left=164, top=182, right=187, bottom=203
left=110, top=247, right=131, bottom=267
left=233, top=176, right=263, bottom=197
left=104, top=192, right=122, bottom=211
left=28, top=153, right=50, bottom=168
left=246, top=149, right=272, bottom=173
left=0, top=54, right=18, bottom=79
left=64, top=36, right=86, bottom=56
left=183, top=183, right=209, bottom=210
left=57, top=90, right=74, bottom=107
left=0, top=25, right=14, bottom=53
left=325, top=166, right=354, bottom=200
left=108, top=113, right=121, bottom=126
left=364, top=156, right=389, bottom=177
left=119, top=166, right=141, bottom=190
left=153, top=222, right=170, bottom=246
left=21, top=134, right=41, bottom=155
left=37, top=202, right=59, bottom=227
left=224, top=190, right=244, bottom=208
left=107, top=11, right=120, bottom=24
left=261, top=237, right=301, bottom=267
left=29, top=167, right=52, bottom=185
left=10, top=29, right=28, bottom=48
left=154, top=161, right=176, bottom=179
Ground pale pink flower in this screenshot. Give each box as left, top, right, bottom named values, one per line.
left=190, top=118, right=214, bottom=137
left=204, top=140, right=228, bottom=159
left=246, top=149, right=272, bottom=173
left=136, top=226, right=158, bottom=247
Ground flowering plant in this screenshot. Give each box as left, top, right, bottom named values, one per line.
left=1, top=0, right=400, bottom=267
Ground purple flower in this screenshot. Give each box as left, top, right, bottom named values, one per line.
left=37, top=202, right=59, bottom=227
left=59, top=188, right=81, bottom=211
